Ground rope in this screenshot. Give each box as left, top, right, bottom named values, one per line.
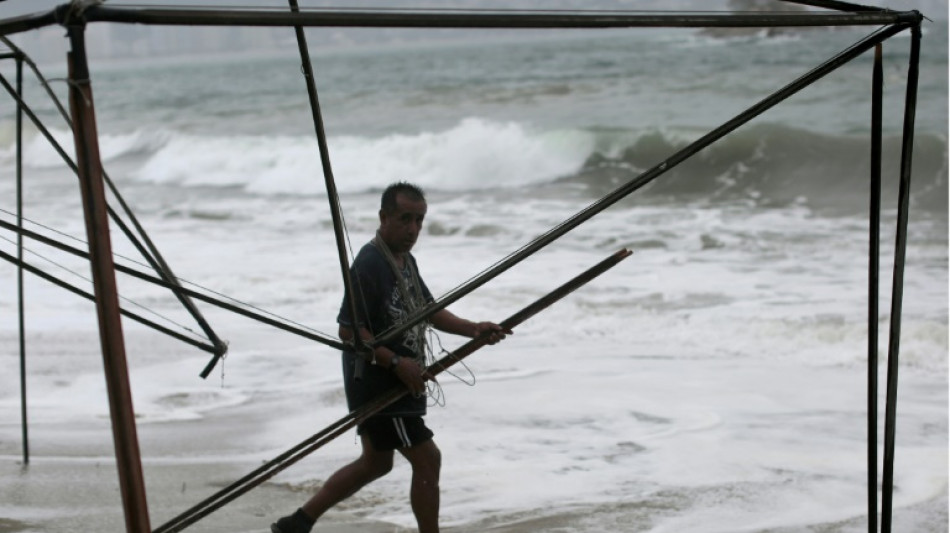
left=424, top=328, right=478, bottom=409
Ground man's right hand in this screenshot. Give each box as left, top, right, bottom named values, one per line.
left=392, top=357, right=429, bottom=397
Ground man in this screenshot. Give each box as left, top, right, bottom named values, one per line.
left=272, top=182, right=509, bottom=533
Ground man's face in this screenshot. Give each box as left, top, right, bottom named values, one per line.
left=379, top=193, right=427, bottom=255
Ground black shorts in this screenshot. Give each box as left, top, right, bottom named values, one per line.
left=359, top=416, right=434, bottom=451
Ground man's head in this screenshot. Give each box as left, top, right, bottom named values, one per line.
left=378, top=182, right=427, bottom=255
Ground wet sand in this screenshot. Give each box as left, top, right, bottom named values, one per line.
left=0, top=459, right=367, bottom=533
left=0, top=378, right=411, bottom=533
left=0, top=443, right=407, bottom=533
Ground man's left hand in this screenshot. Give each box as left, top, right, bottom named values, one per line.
left=473, top=321, right=512, bottom=345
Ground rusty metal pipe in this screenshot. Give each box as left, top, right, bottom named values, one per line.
left=66, top=23, right=151, bottom=533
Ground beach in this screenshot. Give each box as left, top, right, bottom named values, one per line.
left=1, top=4, right=947, bottom=532
left=1, top=321, right=946, bottom=532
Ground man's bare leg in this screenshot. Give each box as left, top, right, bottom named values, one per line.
left=301, top=434, right=394, bottom=520
left=399, top=439, right=442, bottom=533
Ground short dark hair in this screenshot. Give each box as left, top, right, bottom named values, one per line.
left=381, top=182, right=426, bottom=213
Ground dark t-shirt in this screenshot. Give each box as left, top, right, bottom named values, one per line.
left=337, top=241, right=434, bottom=417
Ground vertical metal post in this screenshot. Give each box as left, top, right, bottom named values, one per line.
left=15, top=50, right=29, bottom=466
left=66, top=23, right=151, bottom=532
left=867, top=43, right=883, bottom=533
left=881, top=20, right=921, bottom=533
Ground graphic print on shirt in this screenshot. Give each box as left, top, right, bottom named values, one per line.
left=386, top=267, right=427, bottom=362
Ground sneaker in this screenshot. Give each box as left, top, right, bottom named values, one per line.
left=270, top=511, right=313, bottom=533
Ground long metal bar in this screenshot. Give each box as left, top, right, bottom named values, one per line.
left=781, top=0, right=885, bottom=12
left=18, top=46, right=230, bottom=374
left=0, top=9, right=59, bottom=38
left=120, top=187, right=228, bottom=377
left=0, top=76, right=176, bottom=265
left=0, top=41, right=228, bottom=374
left=284, top=0, right=369, bottom=365
left=66, top=23, right=150, bottom=533
left=881, top=22, right=921, bottom=533
left=0, top=37, right=71, bottom=128
left=15, top=51, right=29, bottom=465
left=0, top=82, right=230, bottom=358
left=375, top=21, right=914, bottom=347
left=867, top=42, right=883, bottom=533
left=76, top=6, right=911, bottom=29
left=0, top=248, right=218, bottom=354
left=0, top=75, right=227, bottom=366
left=153, top=248, right=631, bottom=533
left=0, top=219, right=346, bottom=351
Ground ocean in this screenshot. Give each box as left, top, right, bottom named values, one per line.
left=0, top=11, right=947, bottom=533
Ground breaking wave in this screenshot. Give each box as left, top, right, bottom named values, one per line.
left=575, top=123, right=948, bottom=214
left=2, top=118, right=946, bottom=214
left=126, top=117, right=594, bottom=195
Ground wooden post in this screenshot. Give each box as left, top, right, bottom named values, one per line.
left=66, top=23, right=151, bottom=533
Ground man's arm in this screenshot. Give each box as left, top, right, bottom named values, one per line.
left=429, top=309, right=511, bottom=344
left=339, top=325, right=429, bottom=396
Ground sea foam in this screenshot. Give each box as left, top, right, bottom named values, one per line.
left=131, top=118, right=594, bottom=195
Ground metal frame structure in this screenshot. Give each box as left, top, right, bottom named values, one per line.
left=0, top=1, right=925, bottom=532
